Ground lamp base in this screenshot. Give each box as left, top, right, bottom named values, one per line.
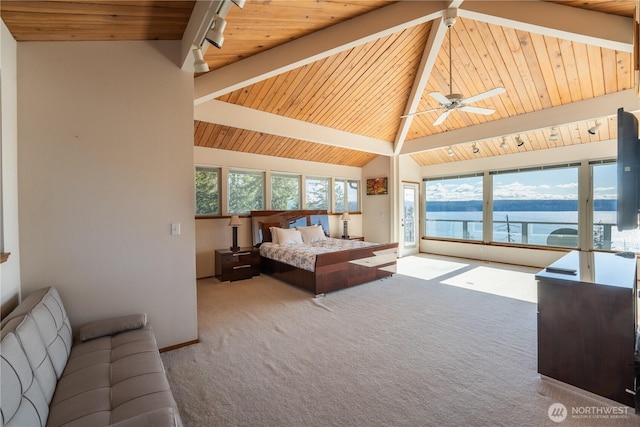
left=231, top=226, right=239, bottom=252
left=342, top=221, right=349, bottom=240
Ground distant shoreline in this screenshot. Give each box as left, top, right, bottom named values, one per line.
left=426, top=199, right=616, bottom=212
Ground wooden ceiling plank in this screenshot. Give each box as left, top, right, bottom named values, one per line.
left=544, top=36, right=573, bottom=105
left=194, top=0, right=446, bottom=103
left=558, top=38, right=584, bottom=103
left=515, top=30, right=553, bottom=110
left=528, top=32, right=562, bottom=107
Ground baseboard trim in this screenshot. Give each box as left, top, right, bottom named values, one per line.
left=160, top=339, right=199, bottom=353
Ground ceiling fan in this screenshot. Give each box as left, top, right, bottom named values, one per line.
left=402, top=17, right=505, bottom=126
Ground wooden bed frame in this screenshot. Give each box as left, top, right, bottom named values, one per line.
left=251, top=210, right=398, bottom=295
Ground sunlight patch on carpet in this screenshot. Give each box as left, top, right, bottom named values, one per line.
left=396, top=255, right=468, bottom=280
left=442, top=265, right=538, bottom=303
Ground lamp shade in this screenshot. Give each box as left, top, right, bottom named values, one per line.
left=341, top=212, right=351, bottom=221
left=228, top=215, right=242, bottom=227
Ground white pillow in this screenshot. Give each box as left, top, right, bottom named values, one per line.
left=296, top=225, right=327, bottom=243
left=269, top=226, right=282, bottom=244
left=276, top=228, right=304, bottom=245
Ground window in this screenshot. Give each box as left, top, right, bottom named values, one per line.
left=334, top=179, right=360, bottom=213
left=228, top=169, right=264, bottom=214
left=271, top=173, right=301, bottom=210
left=305, top=176, right=331, bottom=210
left=492, top=165, right=579, bottom=247
left=195, top=166, right=221, bottom=216
left=592, top=162, right=640, bottom=252
left=424, top=175, right=483, bottom=241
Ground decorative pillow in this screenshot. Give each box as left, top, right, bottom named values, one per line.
left=259, top=221, right=280, bottom=242
left=296, top=225, right=328, bottom=243
left=276, top=227, right=304, bottom=245
left=269, top=226, right=283, bottom=244
left=78, top=313, right=147, bottom=342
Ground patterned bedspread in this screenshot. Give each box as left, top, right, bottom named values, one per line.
left=260, top=238, right=377, bottom=272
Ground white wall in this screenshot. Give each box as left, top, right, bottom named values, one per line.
left=420, top=140, right=617, bottom=267
left=194, top=146, right=364, bottom=278
left=362, top=156, right=391, bottom=244
left=17, top=41, right=197, bottom=348
left=1, top=21, right=21, bottom=315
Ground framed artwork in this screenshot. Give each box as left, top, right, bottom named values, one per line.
left=366, top=177, right=388, bottom=195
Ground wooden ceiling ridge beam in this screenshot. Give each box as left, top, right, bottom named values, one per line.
left=394, top=16, right=449, bottom=156
left=193, top=1, right=449, bottom=105
left=401, top=89, right=640, bottom=155
left=194, top=100, right=394, bottom=156
left=458, top=1, right=633, bottom=52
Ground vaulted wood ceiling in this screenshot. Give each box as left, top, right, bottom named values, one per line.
left=2, top=0, right=638, bottom=167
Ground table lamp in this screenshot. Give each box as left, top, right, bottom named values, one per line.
left=341, top=212, right=351, bottom=239
left=228, top=215, right=241, bottom=252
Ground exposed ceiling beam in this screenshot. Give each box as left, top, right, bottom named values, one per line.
left=194, top=1, right=448, bottom=104
left=459, top=1, right=633, bottom=52
left=195, top=100, right=394, bottom=156
left=394, top=16, right=449, bottom=155
left=401, top=89, right=640, bottom=155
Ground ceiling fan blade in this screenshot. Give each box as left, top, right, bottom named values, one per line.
left=459, top=105, right=495, bottom=115
left=462, top=87, right=505, bottom=105
left=433, top=109, right=453, bottom=126
left=428, top=91, right=451, bottom=105
left=400, top=107, right=442, bottom=118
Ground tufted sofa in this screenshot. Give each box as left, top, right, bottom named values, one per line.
left=0, top=287, right=183, bottom=426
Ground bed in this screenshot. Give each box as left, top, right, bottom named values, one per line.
left=251, top=210, right=398, bottom=295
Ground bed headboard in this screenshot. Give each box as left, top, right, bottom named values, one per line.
left=250, top=210, right=330, bottom=245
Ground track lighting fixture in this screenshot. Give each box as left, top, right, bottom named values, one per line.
left=588, top=121, right=602, bottom=135
left=549, top=127, right=559, bottom=141
left=192, top=47, right=209, bottom=73
left=515, top=135, right=525, bottom=147
left=206, top=14, right=227, bottom=48
left=500, top=137, right=508, bottom=149
left=472, top=143, right=480, bottom=154
left=447, top=147, right=454, bottom=157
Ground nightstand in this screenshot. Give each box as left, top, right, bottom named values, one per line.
left=215, top=247, right=260, bottom=282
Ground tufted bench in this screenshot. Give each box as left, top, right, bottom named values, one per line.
left=0, top=287, right=183, bottom=426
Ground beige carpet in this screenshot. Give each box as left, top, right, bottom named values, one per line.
left=161, top=265, right=639, bottom=427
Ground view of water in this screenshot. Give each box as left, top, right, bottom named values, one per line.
left=427, top=210, right=640, bottom=252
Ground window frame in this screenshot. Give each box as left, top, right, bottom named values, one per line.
left=270, top=172, right=302, bottom=210
left=305, top=176, right=332, bottom=211
left=334, top=178, right=360, bottom=213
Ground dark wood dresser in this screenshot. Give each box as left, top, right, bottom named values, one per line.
left=215, top=247, right=260, bottom=282
left=536, top=251, right=638, bottom=409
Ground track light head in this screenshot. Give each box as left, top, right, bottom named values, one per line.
left=206, top=15, right=226, bottom=49
left=515, top=135, right=525, bottom=147
left=447, top=147, right=454, bottom=157
left=588, top=121, right=602, bottom=135
left=549, top=127, right=559, bottom=141
left=500, top=137, right=508, bottom=149
left=192, top=48, right=209, bottom=73
left=472, top=143, right=480, bottom=154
